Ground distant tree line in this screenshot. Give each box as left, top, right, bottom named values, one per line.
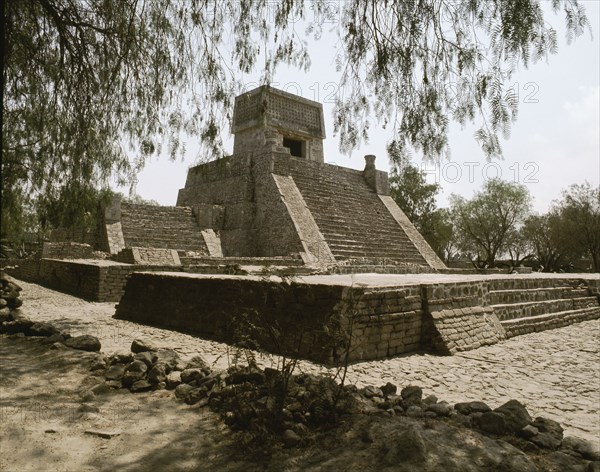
left=389, top=151, right=600, bottom=273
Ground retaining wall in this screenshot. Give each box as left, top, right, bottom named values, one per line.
left=1, top=258, right=181, bottom=302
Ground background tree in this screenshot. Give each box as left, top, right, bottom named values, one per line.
left=450, top=179, right=532, bottom=267
left=554, top=183, right=600, bottom=272
left=388, top=143, right=456, bottom=262
left=522, top=212, right=570, bottom=272
left=2, top=0, right=589, bottom=240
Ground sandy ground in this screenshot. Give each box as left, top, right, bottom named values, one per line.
left=1, top=279, right=599, bottom=470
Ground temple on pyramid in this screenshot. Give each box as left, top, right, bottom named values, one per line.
left=101, top=85, right=446, bottom=273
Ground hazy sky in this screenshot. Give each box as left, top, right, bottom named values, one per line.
left=125, top=1, right=600, bottom=214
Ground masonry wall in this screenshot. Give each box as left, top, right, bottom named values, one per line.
left=115, top=273, right=348, bottom=364
left=177, top=156, right=257, bottom=256
left=1, top=258, right=181, bottom=302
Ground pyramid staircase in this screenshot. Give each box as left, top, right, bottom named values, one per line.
left=487, top=278, right=600, bottom=338
left=287, top=160, right=429, bottom=266
left=120, top=203, right=208, bottom=254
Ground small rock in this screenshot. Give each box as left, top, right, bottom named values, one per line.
left=423, top=394, right=438, bottom=405
left=121, top=360, right=148, bottom=387
left=562, top=436, right=600, bottom=461
left=531, top=417, right=563, bottom=442
left=454, top=401, right=491, bottom=415
left=544, top=451, right=589, bottom=472
left=185, top=387, right=208, bottom=405
left=282, top=429, right=301, bottom=447
left=147, top=363, right=168, bottom=384
left=64, top=335, right=101, bottom=352
left=125, top=360, right=148, bottom=374
left=49, top=341, right=65, bottom=349
left=478, top=411, right=506, bottom=435
left=181, top=368, right=206, bottom=384
left=105, top=380, right=121, bottom=389
left=130, top=380, right=153, bottom=393
left=519, top=424, right=539, bottom=439
left=133, top=351, right=156, bottom=368
left=530, top=432, right=562, bottom=450
left=110, top=353, right=133, bottom=365
left=185, top=355, right=210, bottom=372
left=166, top=371, right=182, bottom=389
left=105, top=364, right=126, bottom=381
left=426, top=402, right=450, bottom=417
left=494, top=399, right=532, bottom=433
left=130, top=339, right=157, bottom=353
left=28, top=322, right=60, bottom=337
left=405, top=405, right=423, bottom=418
left=362, top=386, right=384, bottom=399
left=0, top=307, right=12, bottom=321
left=44, top=429, right=58, bottom=434
left=383, top=426, right=427, bottom=465
left=175, top=383, right=195, bottom=401
left=400, top=385, right=423, bottom=405
left=380, top=382, right=397, bottom=396
left=154, top=349, right=179, bottom=369
left=84, top=429, right=121, bottom=439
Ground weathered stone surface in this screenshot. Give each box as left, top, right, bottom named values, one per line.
left=166, top=371, right=182, bottom=389
left=494, top=399, right=532, bottom=433
left=105, top=364, right=126, bottom=381
left=121, top=360, right=148, bottom=387
left=130, top=379, right=153, bottom=392
left=130, top=338, right=157, bottom=354
left=181, top=368, right=206, bottom=384
left=531, top=417, right=564, bottom=443
left=426, top=402, right=451, bottom=417
left=64, top=335, right=101, bottom=352
left=147, top=363, right=168, bottom=384
left=382, top=426, right=427, bottom=465
left=478, top=411, right=507, bottom=435
left=28, top=322, right=61, bottom=337
left=519, top=425, right=539, bottom=439
left=380, top=382, right=397, bottom=397
left=133, top=351, right=155, bottom=368
left=401, top=385, right=422, bottom=405
left=175, top=383, right=195, bottom=400
left=530, top=432, right=561, bottom=450
left=562, top=436, right=600, bottom=461
left=454, top=401, right=491, bottom=416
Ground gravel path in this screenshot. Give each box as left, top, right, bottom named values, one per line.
left=15, top=279, right=600, bottom=445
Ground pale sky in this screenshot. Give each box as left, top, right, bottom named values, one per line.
left=123, top=1, right=600, bottom=214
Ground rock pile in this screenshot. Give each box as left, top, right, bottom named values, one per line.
left=0, top=271, right=23, bottom=319
left=0, top=285, right=101, bottom=352
left=91, top=338, right=209, bottom=394
left=88, top=341, right=600, bottom=462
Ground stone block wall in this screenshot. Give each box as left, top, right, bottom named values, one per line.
left=177, top=156, right=257, bottom=256
left=41, top=242, right=95, bottom=259
left=420, top=281, right=505, bottom=354
left=1, top=258, right=182, bottom=302
left=115, top=273, right=347, bottom=364
left=345, top=286, right=424, bottom=361
left=114, top=247, right=181, bottom=266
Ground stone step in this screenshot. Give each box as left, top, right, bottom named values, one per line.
left=492, top=297, right=600, bottom=321
left=502, top=306, right=600, bottom=338
left=487, top=287, right=590, bottom=305
left=487, top=278, right=589, bottom=292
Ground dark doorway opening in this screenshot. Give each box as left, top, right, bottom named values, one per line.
left=283, top=138, right=305, bottom=158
